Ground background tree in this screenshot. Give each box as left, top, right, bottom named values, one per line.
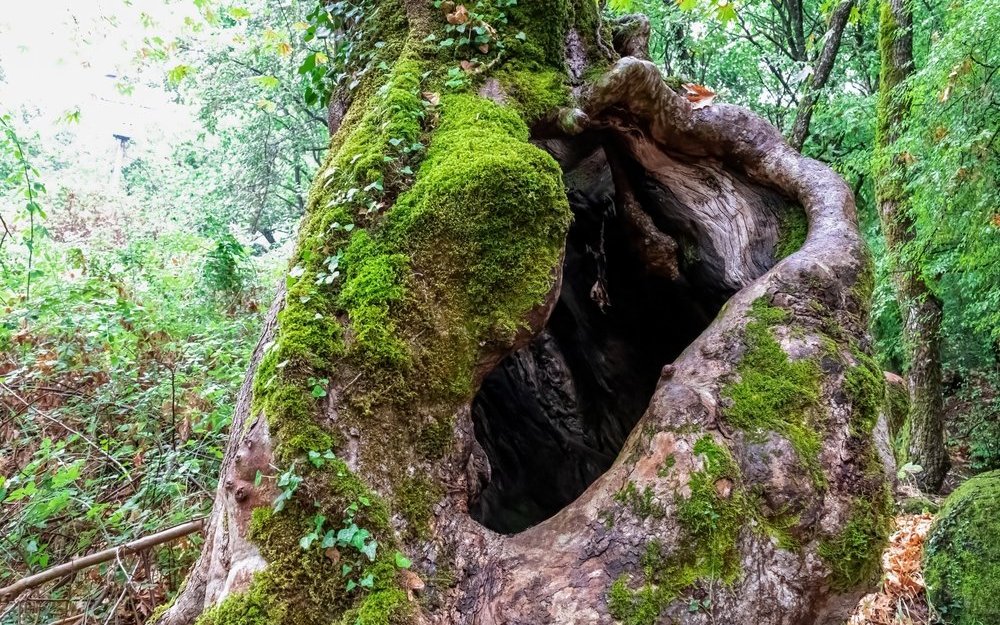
left=874, top=0, right=948, bottom=491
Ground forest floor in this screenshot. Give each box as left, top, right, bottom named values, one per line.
left=851, top=513, right=934, bottom=625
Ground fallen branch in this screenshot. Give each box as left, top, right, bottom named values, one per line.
left=0, top=518, right=204, bottom=601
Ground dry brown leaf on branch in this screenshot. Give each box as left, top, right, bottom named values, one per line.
left=683, top=83, right=717, bottom=109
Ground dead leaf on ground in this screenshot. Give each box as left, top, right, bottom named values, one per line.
left=849, top=513, right=933, bottom=625
left=446, top=4, right=469, bottom=24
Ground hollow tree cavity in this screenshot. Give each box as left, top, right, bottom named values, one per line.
left=154, top=4, right=893, bottom=625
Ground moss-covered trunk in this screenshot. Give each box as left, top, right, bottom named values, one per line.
left=155, top=3, right=895, bottom=624
left=875, top=0, right=949, bottom=492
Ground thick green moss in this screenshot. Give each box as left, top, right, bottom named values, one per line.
left=817, top=490, right=893, bottom=590
left=338, top=589, right=411, bottom=625
left=495, top=67, right=570, bottom=123
left=249, top=59, right=430, bottom=462
left=339, top=231, right=410, bottom=366
left=924, top=470, right=1000, bottom=624
left=333, top=58, right=424, bottom=185
left=884, top=376, right=909, bottom=453
left=844, top=350, right=887, bottom=437
left=775, top=206, right=808, bottom=260
left=722, top=298, right=825, bottom=484
left=608, top=574, right=662, bottom=625
left=394, top=475, right=443, bottom=540
left=252, top=347, right=336, bottom=461
left=387, top=93, right=570, bottom=360
left=502, top=0, right=570, bottom=69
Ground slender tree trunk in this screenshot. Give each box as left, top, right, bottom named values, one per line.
left=875, top=0, right=949, bottom=491
left=154, top=3, right=895, bottom=624
left=788, top=0, right=856, bottom=150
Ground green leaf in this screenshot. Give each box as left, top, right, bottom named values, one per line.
left=167, top=64, right=194, bottom=84
left=337, top=524, right=358, bottom=544
left=321, top=530, right=336, bottom=548
left=360, top=540, right=377, bottom=561
left=227, top=7, right=251, bottom=19
left=394, top=551, right=412, bottom=569
left=253, top=75, right=281, bottom=90
left=716, top=2, right=737, bottom=23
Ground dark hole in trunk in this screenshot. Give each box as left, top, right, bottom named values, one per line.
left=469, top=180, right=724, bottom=535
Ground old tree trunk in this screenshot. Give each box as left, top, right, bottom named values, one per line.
left=874, top=0, right=948, bottom=492
left=156, top=2, right=895, bottom=624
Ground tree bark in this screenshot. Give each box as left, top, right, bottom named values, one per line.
left=874, top=0, right=949, bottom=492
left=155, top=3, right=894, bottom=624
left=788, top=0, right=856, bottom=151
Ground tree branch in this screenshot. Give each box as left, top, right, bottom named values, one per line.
left=789, top=0, right=856, bottom=150
left=0, top=519, right=205, bottom=601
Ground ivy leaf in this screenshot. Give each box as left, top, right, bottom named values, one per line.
left=360, top=540, right=377, bottom=561
left=394, top=551, right=412, bottom=569
left=337, top=524, right=359, bottom=544
left=300, top=533, right=316, bottom=550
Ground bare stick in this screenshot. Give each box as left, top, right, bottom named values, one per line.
left=0, top=518, right=204, bottom=601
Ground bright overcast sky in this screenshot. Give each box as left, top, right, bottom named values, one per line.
left=0, top=0, right=201, bottom=179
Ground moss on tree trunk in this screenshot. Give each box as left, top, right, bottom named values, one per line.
left=875, top=0, right=949, bottom=492
left=155, top=2, right=895, bottom=624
